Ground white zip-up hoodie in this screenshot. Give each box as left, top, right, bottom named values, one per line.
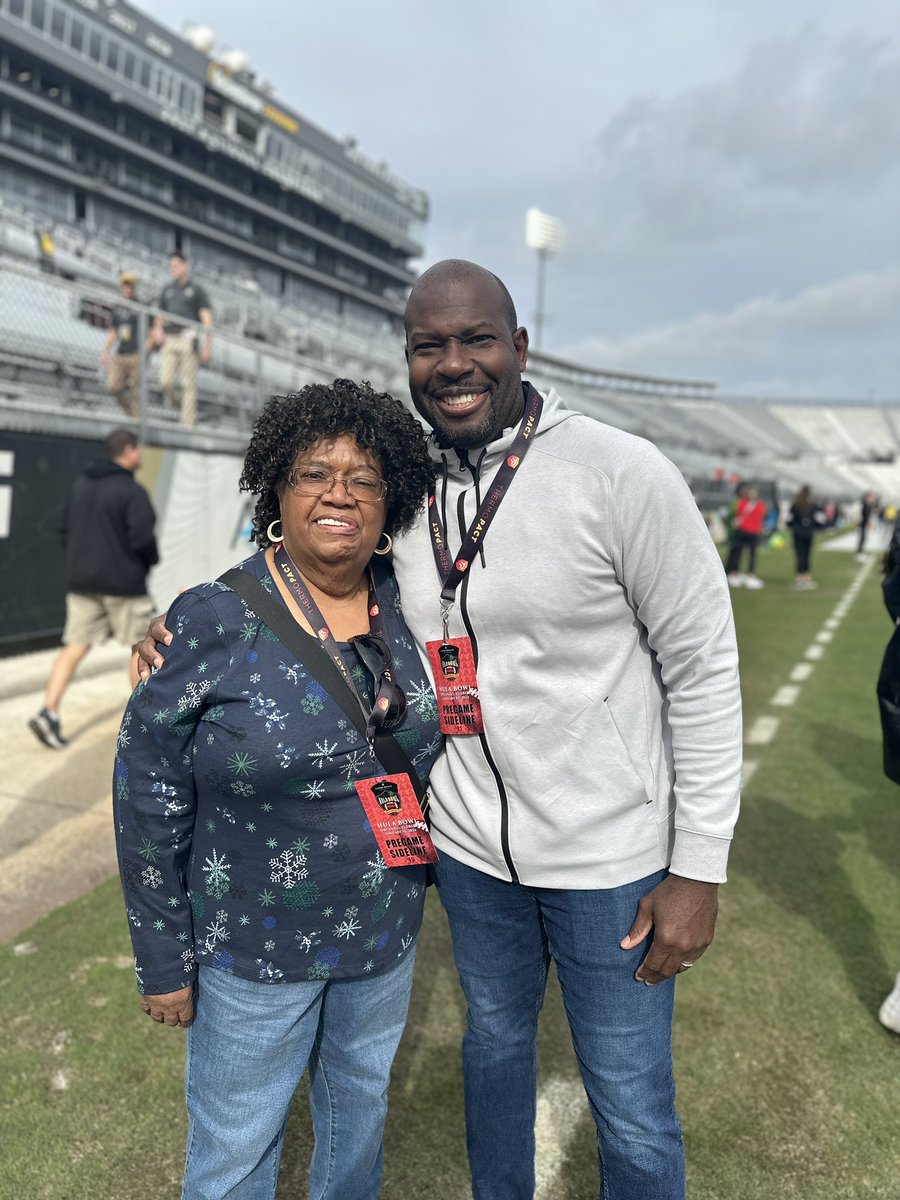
left=393, top=387, right=742, bottom=888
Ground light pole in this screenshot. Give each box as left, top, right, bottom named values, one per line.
left=525, top=208, right=564, bottom=352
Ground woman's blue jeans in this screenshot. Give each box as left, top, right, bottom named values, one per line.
left=182, top=946, right=416, bottom=1200
left=432, top=854, right=684, bottom=1200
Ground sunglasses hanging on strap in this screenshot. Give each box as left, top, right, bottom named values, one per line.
left=217, top=566, right=430, bottom=820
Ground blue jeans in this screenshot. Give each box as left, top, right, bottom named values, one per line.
left=182, top=946, right=417, bottom=1200
left=432, top=855, right=684, bottom=1200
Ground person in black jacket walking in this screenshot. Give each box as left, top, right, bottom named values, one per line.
left=29, top=429, right=158, bottom=749
left=786, top=484, right=825, bottom=589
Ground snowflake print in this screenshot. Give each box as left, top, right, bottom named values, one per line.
left=134, top=962, right=144, bottom=992
left=167, top=895, right=180, bottom=907
left=244, top=690, right=290, bottom=734
left=341, top=749, right=368, bottom=781
left=413, top=731, right=443, bottom=767
left=150, top=776, right=187, bottom=817
left=153, top=708, right=169, bottom=724
left=182, top=947, right=195, bottom=973
left=258, top=889, right=276, bottom=907
left=187, top=637, right=199, bottom=650
left=266, top=837, right=278, bottom=849
left=227, top=751, right=258, bottom=777
left=177, top=678, right=212, bottom=713
left=323, top=835, right=338, bottom=849
left=206, top=819, right=216, bottom=833
left=202, top=849, right=231, bottom=898
left=344, top=906, right=359, bottom=919
left=260, top=802, right=273, bottom=812
left=245, top=822, right=256, bottom=833
left=308, top=740, right=338, bottom=769
left=290, top=837, right=310, bottom=855
left=127, top=907, right=141, bottom=928
left=278, top=661, right=306, bottom=686
left=407, top=679, right=438, bottom=721
left=270, top=848, right=308, bottom=888
left=300, top=779, right=325, bottom=800
left=264, top=940, right=276, bottom=952
left=256, top=960, right=284, bottom=982
left=294, top=930, right=321, bottom=953
left=240, top=622, right=258, bottom=642
left=283, top=880, right=321, bottom=910
left=399, top=933, right=414, bottom=953
left=197, top=661, right=208, bottom=674
left=231, top=781, right=255, bottom=797
left=334, top=917, right=361, bottom=939
left=364, top=934, right=378, bottom=951
left=239, top=914, right=250, bottom=926
left=359, top=852, right=387, bottom=898
left=216, top=806, right=236, bottom=825
left=301, top=682, right=327, bottom=716
left=153, top=919, right=166, bottom=931
left=249, top=672, right=261, bottom=684
left=138, top=838, right=159, bottom=862
left=201, top=909, right=230, bottom=955
left=364, top=960, right=374, bottom=972
left=322, top=907, right=334, bottom=918
left=141, top=866, right=163, bottom=889
left=117, top=728, right=131, bottom=750
left=275, top=742, right=297, bottom=769
left=177, top=931, right=189, bottom=942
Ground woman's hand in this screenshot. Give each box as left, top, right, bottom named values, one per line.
left=133, top=612, right=173, bottom=681
left=140, top=984, right=194, bottom=1026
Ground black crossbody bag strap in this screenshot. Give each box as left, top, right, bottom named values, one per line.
left=218, top=568, right=429, bottom=816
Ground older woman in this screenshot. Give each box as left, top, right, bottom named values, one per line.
left=114, top=379, right=441, bottom=1199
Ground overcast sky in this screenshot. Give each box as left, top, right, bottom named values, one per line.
left=149, top=0, right=899, bottom=399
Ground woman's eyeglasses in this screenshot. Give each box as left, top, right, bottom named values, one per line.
left=349, top=633, right=407, bottom=729
left=288, top=469, right=388, bottom=503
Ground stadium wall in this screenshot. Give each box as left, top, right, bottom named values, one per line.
left=0, top=428, right=251, bottom=649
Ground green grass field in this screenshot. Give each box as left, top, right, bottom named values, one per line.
left=2, top=537, right=899, bottom=1199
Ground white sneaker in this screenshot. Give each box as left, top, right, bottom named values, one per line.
left=727, top=574, right=746, bottom=588
left=878, top=973, right=900, bottom=1034
left=744, top=575, right=765, bottom=589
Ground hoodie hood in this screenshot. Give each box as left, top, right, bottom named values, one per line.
left=427, top=384, right=579, bottom=479
left=85, top=460, right=133, bottom=481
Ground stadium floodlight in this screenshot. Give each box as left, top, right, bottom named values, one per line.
left=525, top=208, right=564, bottom=352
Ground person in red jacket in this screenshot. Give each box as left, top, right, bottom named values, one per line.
left=724, top=485, right=767, bottom=589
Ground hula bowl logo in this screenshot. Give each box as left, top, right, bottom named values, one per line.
left=507, top=454, right=520, bottom=468
left=455, top=559, right=469, bottom=572
left=318, top=627, right=329, bottom=640
left=369, top=603, right=380, bottom=616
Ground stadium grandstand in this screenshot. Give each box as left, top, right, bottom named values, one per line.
left=1, top=0, right=898, bottom=646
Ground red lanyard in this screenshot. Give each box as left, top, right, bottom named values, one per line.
left=427, top=383, right=543, bottom=632
left=272, top=545, right=395, bottom=741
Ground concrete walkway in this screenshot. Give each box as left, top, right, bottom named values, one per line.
left=0, top=643, right=133, bottom=942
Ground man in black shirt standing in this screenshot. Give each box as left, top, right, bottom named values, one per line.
left=28, top=429, right=159, bottom=750
left=100, top=271, right=141, bottom=417
left=152, top=252, right=213, bottom=427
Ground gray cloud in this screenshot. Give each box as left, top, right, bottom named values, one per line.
left=571, top=30, right=900, bottom=256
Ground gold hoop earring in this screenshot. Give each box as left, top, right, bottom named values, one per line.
left=266, top=520, right=283, bottom=544
left=373, top=532, right=393, bottom=556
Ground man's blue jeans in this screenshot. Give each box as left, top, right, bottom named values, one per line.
left=432, top=854, right=684, bottom=1200
left=182, top=947, right=416, bottom=1200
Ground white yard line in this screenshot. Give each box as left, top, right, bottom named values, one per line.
left=746, top=716, right=780, bottom=744
left=535, top=1078, right=590, bottom=1200
left=742, top=556, right=874, bottom=789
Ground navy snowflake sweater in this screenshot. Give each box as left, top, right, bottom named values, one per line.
left=113, top=550, right=442, bottom=994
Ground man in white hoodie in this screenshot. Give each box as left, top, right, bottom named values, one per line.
left=393, top=260, right=742, bottom=1200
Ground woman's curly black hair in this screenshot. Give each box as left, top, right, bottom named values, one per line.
left=240, top=378, right=434, bottom=547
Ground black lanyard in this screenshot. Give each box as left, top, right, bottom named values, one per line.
left=427, top=383, right=543, bottom=633
left=273, top=545, right=394, bottom=741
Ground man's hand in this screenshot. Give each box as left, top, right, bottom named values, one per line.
left=139, top=984, right=194, bottom=1026
left=620, top=874, right=719, bottom=985
left=133, top=611, right=173, bottom=681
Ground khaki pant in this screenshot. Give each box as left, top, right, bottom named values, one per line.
left=63, top=592, right=155, bottom=647
left=159, top=331, right=199, bottom=426
left=106, top=353, right=140, bottom=417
